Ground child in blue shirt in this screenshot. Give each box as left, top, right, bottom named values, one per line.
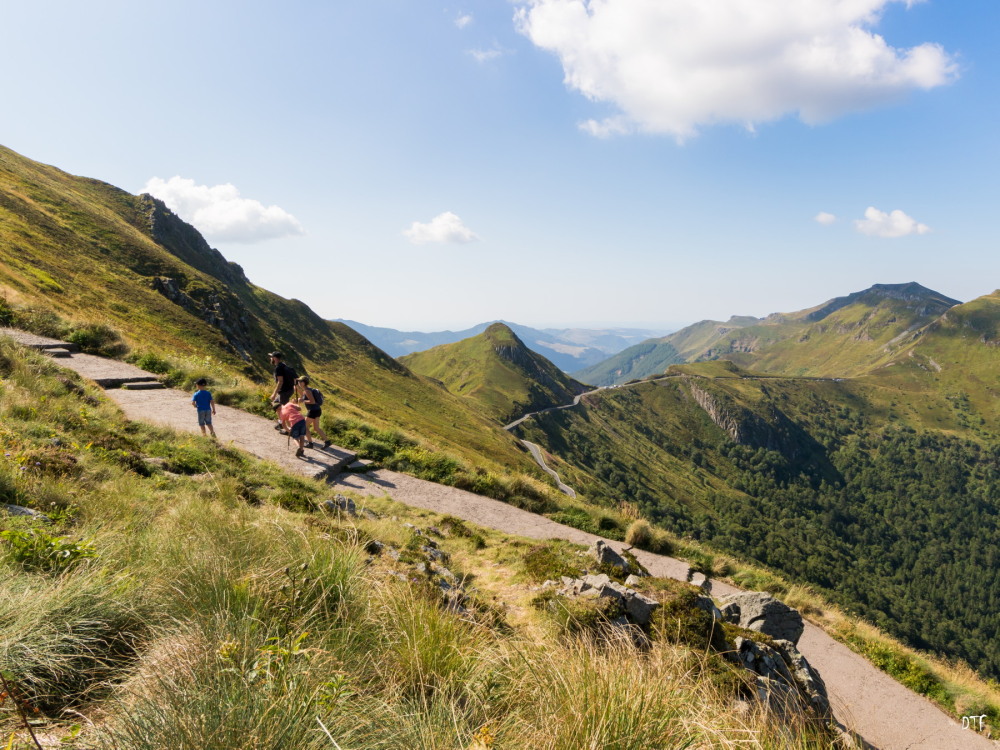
left=192, top=378, right=217, bottom=439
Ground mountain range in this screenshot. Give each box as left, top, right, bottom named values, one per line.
left=573, top=282, right=962, bottom=385
left=337, top=318, right=668, bottom=372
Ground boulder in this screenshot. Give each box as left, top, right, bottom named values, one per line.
left=1, top=504, right=49, bottom=520
left=588, top=540, right=629, bottom=573
left=556, top=574, right=660, bottom=626
left=323, top=495, right=357, bottom=515
left=732, top=636, right=831, bottom=718
left=719, top=592, right=804, bottom=645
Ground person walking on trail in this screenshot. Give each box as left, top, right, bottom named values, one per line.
left=191, top=378, right=217, bottom=439
left=278, top=398, right=308, bottom=458
left=295, top=376, right=331, bottom=449
left=268, top=351, right=297, bottom=432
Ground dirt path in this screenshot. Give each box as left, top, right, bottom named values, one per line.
left=332, top=468, right=995, bottom=750
left=7, top=330, right=992, bottom=749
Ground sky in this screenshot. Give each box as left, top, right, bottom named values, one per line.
left=2, top=0, right=998, bottom=331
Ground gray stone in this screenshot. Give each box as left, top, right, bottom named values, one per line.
left=324, top=495, right=356, bottom=515
left=1, top=504, right=50, bottom=521
left=588, top=540, right=629, bottom=572
left=693, top=595, right=724, bottom=621
left=719, top=592, right=804, bottom=645
left=774, top=639, right=831, bottom=717
left=624, top=591, right=659, bottom=625
left=364, top=539, right=384, bottom=555
left=624, top=574, right=644, bottom=587
left=732, top=636, right=831, bottom=718
left=421, top=545, right=448, bottom=563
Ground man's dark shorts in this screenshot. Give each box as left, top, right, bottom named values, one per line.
left=276, top=389, right=294, bottom=405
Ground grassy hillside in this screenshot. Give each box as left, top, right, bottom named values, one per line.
left=400, top=323, right=589, bottom=423
left=0, top=144, right=543, bottom=482
left=515, top=362, right=1000, bottom=680
left=0, top=339, right=841, bottom=748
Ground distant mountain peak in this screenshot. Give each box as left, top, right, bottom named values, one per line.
left=805, top=282, right=960, bottom=322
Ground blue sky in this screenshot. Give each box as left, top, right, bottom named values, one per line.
left=3, top=1, right=997, bottom=330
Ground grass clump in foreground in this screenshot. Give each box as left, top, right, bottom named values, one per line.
left=0, top=339, right=840, bottom=749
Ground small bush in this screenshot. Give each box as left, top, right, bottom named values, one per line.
left=521, top=543, right=584, bottom=583
left=0, top=528, right=95, bottom=574
left=65, top=323, right=128, bottom=358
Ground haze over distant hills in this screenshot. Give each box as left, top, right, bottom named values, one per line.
left=574, top=282, right=961, bottom=385
left=336, top=318, right=669, bottom=372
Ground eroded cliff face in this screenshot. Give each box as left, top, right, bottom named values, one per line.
left=685, top=380, right=813, bottom=462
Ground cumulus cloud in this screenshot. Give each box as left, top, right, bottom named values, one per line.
left=514, top=0, right=959, bottom=139
left=854, top=206, right=931, bottom=238
left=403, top=212, right=479, bottom=245
left=815, top=211, right=837, bottom=225
left=142, top=176, right=304, bottom=244
left=455, top=13, right=473, bottom=29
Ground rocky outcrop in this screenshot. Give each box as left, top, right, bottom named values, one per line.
left=553, top=573, right=660, bottom=626
left=150, top=276, right=255, bottom=361
left=719, top=592, right=804, bottom=645
left=734, top=636, right=831, bottom=717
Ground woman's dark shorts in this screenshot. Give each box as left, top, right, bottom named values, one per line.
left=307, top=407, right=322, bottom=420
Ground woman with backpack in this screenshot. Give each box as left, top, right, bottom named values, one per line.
left=295, top=376, right=332, bottom=449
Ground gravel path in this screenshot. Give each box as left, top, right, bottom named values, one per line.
left=106, top=388, right=355, bottom=479
left=332, top=468, right=995, bottom=750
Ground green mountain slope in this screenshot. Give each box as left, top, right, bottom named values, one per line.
left=400, top=323, right=589, bottom=423
left=576, top=284, right=959, bottom=385
left=0, top=144, right=533, bottom=474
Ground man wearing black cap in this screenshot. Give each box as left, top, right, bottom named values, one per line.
left=268, top=351, right=297, bottom=431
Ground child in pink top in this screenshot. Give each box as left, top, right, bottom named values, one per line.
left=279, top=400, right=308, bottom=458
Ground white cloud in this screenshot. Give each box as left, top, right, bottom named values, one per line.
left=815, top=211, right=837, bottom=225
left=854, top=206, right=931, bottom=238
left=514, top=0, right=959, bottom=139
left=142, top=176, right=304, bottom=244
left=455, top=13, right=473, bottom=29
left=468, top=45, right=510, bottom=63
left=403, top=212, right=479, bottom=245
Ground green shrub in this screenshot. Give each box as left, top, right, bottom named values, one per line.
left=65, top=323, right=128, bottom=358
left=521, top=543, right=584, bottom=583
left=0, top=528, right=95, bottom=574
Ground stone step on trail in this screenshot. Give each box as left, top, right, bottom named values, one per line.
left=0, top=328, right=79, bottom=352
left=43, top=348, right=74, bottom=358
left=121, top=380, right=166, bottom=391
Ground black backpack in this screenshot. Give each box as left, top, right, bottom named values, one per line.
left=310, top=387, right=324, bottom=406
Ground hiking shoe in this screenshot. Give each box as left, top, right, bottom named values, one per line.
left=323, top=440, right=332, bottom=449
left=273, top=423, right=283, bottom=431
left=295, top=447, right=304, bottom=458
left=306, top=441, right=315, bottom=449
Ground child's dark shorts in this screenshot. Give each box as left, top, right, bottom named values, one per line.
left=197, top=410, right=213, bottom=426
left=290, top=420, right=307, bottom=439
